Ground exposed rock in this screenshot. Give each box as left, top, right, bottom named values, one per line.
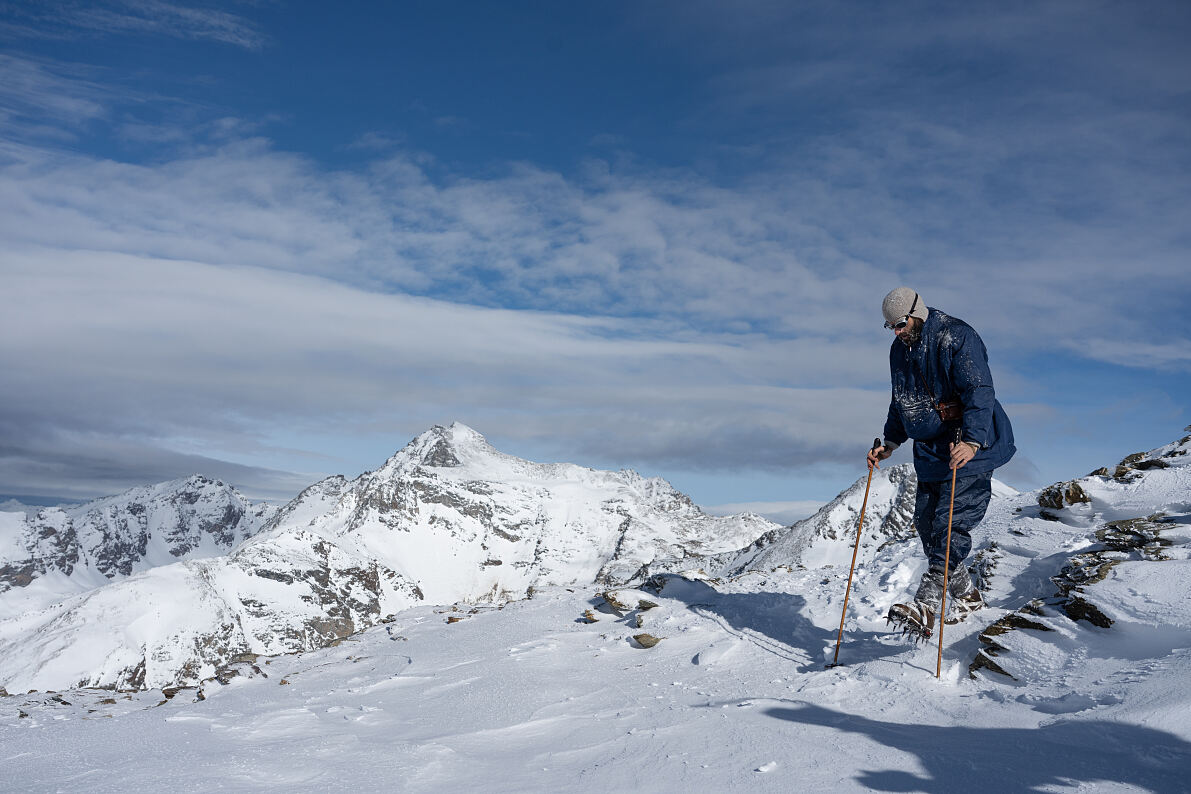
left=970, top=515, right=1174, bottom=678
left=601, top=591, right=630, bottom=615
left=1037, top=480, right=1091, bottom=510
left=632, top=633, right=662, bottom=648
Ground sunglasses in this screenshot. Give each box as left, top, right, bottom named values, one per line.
left=884, top=292, right=919, bottom=330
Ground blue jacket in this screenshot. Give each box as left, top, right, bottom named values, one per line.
left=883, top=308, right=1015, bottom=482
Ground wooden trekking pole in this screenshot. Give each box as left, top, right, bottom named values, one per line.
left=828, top=438, right=881, bottom=668
left=936, top=427, right=963, bottom=678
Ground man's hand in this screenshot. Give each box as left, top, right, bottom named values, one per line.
left=867, top=444, right=893, bottom=469
left=950, top=440, right=978, bottom=470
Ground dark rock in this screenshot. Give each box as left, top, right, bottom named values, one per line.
left=253, top=569, right=294, bottom=584
left=1063, top=596, right=1113, bottom=628
left=422, top=437, right=461, bottom=467
left=1037, top=481, right=1090, bottom=510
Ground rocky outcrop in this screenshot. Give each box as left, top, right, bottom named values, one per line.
left=972, top=513, right=1180, bottom=679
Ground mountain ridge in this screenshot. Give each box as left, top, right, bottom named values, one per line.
left=0, top=423, right=778, bottom=691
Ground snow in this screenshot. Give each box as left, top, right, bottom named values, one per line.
left=0, top=511, right=25, bottom=558
left=1, top=428, right=1190, bottom=790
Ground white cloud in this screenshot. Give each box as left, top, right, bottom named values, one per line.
left=0, top=249, right=892, bottom=499
left=1066, top=339, right=1191, bottom=372
left=1, top=119, right=1187, bottom=501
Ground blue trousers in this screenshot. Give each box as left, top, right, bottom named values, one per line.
left=914, top=470, right=993, bottom=572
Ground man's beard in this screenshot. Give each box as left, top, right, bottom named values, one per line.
left=898, top=324, right=922, bottom=346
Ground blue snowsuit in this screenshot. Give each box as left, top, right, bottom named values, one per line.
left=883, top=309, right=1015, bottom=574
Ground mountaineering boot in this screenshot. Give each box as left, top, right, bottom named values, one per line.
left=886, top=568, right=945, bottom=641
left=942, top=563, right=985, bottom=624
left=945, top=587, right=986, bottom=624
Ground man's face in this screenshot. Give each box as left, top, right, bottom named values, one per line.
left=893, top=316, right=923, bottom=345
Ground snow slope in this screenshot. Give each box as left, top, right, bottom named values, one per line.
left=1, top=429, right=1189, bottom=792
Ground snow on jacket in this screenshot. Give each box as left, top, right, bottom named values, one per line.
left=883, top=308, right=1015, bottom=482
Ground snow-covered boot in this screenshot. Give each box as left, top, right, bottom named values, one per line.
left=943, top=564, right=985, bottom=624
left=945, top=588, right=985, bottom=623
left=946, top=584, right=985, bottom=624
left=886, top=568, right=944, bottom=641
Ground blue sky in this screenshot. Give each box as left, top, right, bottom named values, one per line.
left=1, top=1, right=1189, bottom=521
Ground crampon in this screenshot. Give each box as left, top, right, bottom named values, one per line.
left=886, top=602, right=935, bottom=642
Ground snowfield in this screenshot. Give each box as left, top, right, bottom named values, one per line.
left=1, top=427, right=1190, bottom=791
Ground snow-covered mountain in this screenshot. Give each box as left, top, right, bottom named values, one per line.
left=727, top=462, right=919, bottom=576
left=0, top=423, right=778, bottom=692
left=0, top=475, right=274, bottom=609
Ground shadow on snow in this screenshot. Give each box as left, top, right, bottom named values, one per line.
left=649, top=576, right=905, bottom=671
left=765, top=701, right=1191, bottom=792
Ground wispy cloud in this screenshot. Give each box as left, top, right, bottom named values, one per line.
left=0, top=55, right=110, bottom=136
left=0, top=1, right=264, bottom=49
left=1067, top=339, right=1191, bottom=372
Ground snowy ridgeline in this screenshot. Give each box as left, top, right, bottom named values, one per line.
left=0, top=423, right=777, bottom=691
left=1, top=427, right=1189, bottom=791
left=3, top=423, right=1189, bottom=701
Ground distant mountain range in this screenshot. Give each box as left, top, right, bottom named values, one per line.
left=0, top=423, right=777, bottom=691
left=4, top=421, right=1183, bottom=697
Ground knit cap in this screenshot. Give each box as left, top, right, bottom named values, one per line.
left=882, top=287, right=928, bottom=326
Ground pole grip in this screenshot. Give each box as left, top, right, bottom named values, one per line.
left=873, top=437, right=881, bottom=451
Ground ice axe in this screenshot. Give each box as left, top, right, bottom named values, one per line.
left=827, top=437, right=881, bottom=668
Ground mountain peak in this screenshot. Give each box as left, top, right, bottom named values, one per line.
left=400, top=423, right=498, bottom=468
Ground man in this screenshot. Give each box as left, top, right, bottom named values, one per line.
left=867, top=287, right=1015, bottom=639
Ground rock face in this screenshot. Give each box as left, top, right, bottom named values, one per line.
left=0, top=424, right=777, bottom=692
left=0, top=475, right=274, bottom=595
